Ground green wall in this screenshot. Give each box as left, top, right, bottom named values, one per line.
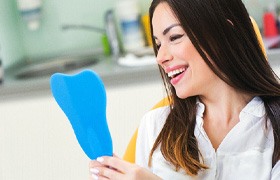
left=0, top=0, right=24, bottom=67
left=0, top=0, right=278, bottom=68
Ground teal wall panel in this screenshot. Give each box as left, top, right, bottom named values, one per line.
left=0, top=0, right=277, bottom=68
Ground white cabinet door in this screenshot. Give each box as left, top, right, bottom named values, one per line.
left=0, top=81, right=164, bottom=180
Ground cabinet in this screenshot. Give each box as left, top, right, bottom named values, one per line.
left=0, top=81, right=164, bottom=180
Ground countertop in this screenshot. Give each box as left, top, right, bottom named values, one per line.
left=1, top=48, right=280, bottom=100
left=0, top=55, right=162, bottom=100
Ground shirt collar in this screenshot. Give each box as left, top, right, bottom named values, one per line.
left=196, top=99, right=205, bottom=118
left=196, top=99, right=205, bottom=127
left=239, top=96, right=265, bottom=119
left=195, top=96, right=265, bottom=124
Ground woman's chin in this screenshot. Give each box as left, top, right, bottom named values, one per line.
left=175, top=90, right=192, bottom=99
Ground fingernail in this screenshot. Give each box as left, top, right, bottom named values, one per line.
left=90, top=168, right=99, bottom=174
left=92, top=174, right=98, bottom=180
left=96, top=157, right=104, bottom=163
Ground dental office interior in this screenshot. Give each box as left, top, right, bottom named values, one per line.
left=0, top=0, right=280, bottom=179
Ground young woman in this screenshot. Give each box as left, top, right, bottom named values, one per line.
left=89, top=0, right=280, bottom=179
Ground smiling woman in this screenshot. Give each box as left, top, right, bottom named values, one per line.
left=89, top=0, right=280, bottom=179
left=152, top=7, right=218, bottom=99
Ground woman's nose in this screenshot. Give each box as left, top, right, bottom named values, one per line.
left=156, top=45, right=173, bottom=66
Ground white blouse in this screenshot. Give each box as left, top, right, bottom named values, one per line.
left=136, top=97, right=280, bottom=180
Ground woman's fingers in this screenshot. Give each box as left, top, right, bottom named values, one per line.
left=91, top=166, right=123, bottom=180
left=112, top=153, right=120, bottom=159
left=96, top=156, right=133, bottom=173
left=89, top=160, right=110, bottom=179
left=89, top=156, right=133, bottom=179
left=90, top=168, right=110, bottom=180
left=89, top=160, right=102, bottom=168
left=89, top=156, right=125, bottom=180
left=89, top=156, right=161, bottom=180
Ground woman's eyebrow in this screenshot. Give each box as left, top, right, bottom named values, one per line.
left=153, top=23, right=181, bottom=40
left=163, top=23, right=180, bottom=35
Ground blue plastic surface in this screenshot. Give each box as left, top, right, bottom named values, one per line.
left=50, top=69, right=113, bottom=160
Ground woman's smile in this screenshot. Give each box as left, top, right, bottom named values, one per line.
left=167, top=67, right=186, bottom=78
left=170, top=70, right=186, bottom=85
left=166, top=66, right=188, bottom=85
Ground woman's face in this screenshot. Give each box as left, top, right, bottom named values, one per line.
left=152, top=2, right=218, bottom=99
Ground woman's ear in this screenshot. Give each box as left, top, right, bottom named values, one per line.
left=227, top=19, right=234, bottom=26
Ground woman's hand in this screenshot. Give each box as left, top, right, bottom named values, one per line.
left=89, top=155, right=161, bottom=180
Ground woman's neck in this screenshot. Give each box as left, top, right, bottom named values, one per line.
left=199, top=81, right=253, bottom=124
left=198, top=82, right=253, bottom=150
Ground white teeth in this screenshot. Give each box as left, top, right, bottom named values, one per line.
left=167, top=67, right=186, bottom=78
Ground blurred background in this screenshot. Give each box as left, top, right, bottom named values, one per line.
left=0, top=0, right=278, bottom=68
left=0, top=0, right=152, bottom=68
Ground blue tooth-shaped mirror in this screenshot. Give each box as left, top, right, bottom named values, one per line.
left=50, top=69, right=113, bottom=160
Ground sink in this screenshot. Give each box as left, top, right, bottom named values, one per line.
left=14, top=54, right=100, bottom=79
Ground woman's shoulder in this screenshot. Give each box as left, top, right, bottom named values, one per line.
left=138, top=105, right=170, bottom=139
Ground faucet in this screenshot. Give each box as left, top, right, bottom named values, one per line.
left=61, top=9, right=121, bottom=61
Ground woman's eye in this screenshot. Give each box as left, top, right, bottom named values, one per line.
left=170, top=34, right=184, bottom=42
left=156, top=43, right=161, bottom=50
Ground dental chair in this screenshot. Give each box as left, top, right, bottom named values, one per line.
left=122, top=17, right=267, bottom=163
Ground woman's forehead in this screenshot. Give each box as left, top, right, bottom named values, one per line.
left=152, top=3, right=180, bottom=31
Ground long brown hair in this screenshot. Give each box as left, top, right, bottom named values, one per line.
left=149, top=0, right=280, bottom=176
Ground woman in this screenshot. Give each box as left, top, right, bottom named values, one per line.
left=89, top=0, right=280, bottom=179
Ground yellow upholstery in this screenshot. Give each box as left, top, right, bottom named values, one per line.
left=123, top=97, right=170, bottom=163
left=250, top=17, right=267, bottom=58
left=122, top=18, right=266, bottom=163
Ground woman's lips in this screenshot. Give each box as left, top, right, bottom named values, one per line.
left=166, top=66, right=187, bottom=85
left=167, top=67, right=186, bottom=78
left=170, top=70, right=186, bottom=85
